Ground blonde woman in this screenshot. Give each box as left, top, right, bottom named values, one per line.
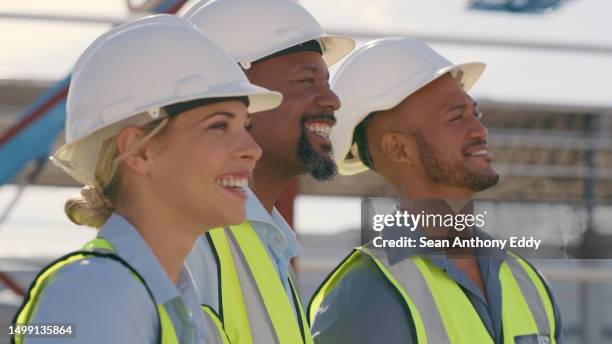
left=11, top=14, right=281, bottom=344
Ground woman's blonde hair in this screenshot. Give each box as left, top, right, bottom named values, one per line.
left=65, top=114, right=171, bottom=228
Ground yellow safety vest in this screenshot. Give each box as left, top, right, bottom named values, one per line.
left=12, top=238, right=229, bottom=344
left=206, top=222, right=314, bottom=344
left=309, top=245, right=557, bottom=344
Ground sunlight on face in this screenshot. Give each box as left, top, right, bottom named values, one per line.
left=148, top=100, right=262, bottom=231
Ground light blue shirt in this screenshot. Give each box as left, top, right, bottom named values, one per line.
left=187, top=188, right=301, bottom=313
left=26, top=213, right=212, bottom=344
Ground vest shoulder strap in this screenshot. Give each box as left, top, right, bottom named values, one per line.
left=208, top=222, right=311, bottom=344
left=307, top=249, right=362, bottom=326
left=207, top=228, right=254, bottom=344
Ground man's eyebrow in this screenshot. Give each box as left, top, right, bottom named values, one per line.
left=311, top=66, right=331, bottom=81
left=292, top=65, right=322, bottom=76
left=287, top=64, right=330, bottom=82
left=445, top=101, right=478, bottom=114
left=446, top=103, right=466, bottom=113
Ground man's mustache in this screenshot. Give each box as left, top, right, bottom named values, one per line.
left=462, top=139, right=487, bottom=151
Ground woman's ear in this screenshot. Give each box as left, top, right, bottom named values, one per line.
left=115, top=126, right=154, bottom=175
left=381, top=131, right=414, bottom=165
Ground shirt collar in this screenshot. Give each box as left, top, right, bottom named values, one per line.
left=98, top=213, right=183, bottom=304
left=245, top=188, right=301, bottom=258
left=246, top=188, right=276, bottom=226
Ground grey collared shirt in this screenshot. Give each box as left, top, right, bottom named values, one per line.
left=187, top=188, right=301, bottom=313
left=311, top=229, right=564, bottom=344
left=25, top=213, right=213, bottom=343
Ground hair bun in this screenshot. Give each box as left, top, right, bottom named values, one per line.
left=81, top=185, right=108, bottom=208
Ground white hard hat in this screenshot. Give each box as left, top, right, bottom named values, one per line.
left=331, top=37, right=486, bottom=176
left=52, top=14, right=282, bottom=186
left=183, top=0, right=355, bottom=68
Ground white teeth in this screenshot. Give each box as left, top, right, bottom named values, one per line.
left=469, top=149, right=488, bottom=156
left=216, top=177, right=248, bottom=189
left=307, top=124, right=331, bottom=138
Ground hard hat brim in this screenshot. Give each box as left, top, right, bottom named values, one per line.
left=239, top=34, right=355, bottom=68
left=319, top=35, right=356, bottom=66
left=51, top=111, right=155, bottom=186
left=438, top=61, right=486, bottom=93
left=52, top=84, right=282, bottom=186
left=207, top=82, right=283, bottom=114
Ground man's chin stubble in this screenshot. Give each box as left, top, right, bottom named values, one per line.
left=297, top=129, right=338, bottom=181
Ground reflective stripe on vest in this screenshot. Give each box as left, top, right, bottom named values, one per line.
left=12, top=238, right=218, bottom=344
left=309, top=246, right=557, bottom=344
left=207, top=222, right=314, bottom=344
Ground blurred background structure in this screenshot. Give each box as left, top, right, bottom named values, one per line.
left=1, top=0, right=611, bottom=342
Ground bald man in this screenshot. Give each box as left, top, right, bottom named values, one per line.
left=309, top=37, right=563, bottom=344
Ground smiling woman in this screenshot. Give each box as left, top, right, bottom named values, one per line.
left=11, top=13, right=281, bottom=344
left=66, top=96, right=257, bottom=230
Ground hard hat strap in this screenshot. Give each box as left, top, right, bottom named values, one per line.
left=353, top=115, right=375, bottom=169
